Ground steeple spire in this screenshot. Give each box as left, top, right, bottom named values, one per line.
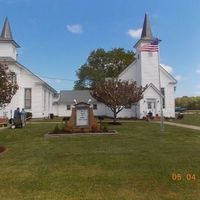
left=1, top=17, right=13, bottom=40
left=141, top=13, right=153, bottom=39
left=0, top=17, right=20, bottom=48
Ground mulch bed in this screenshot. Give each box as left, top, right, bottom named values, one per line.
left=46, top=130, right=117, bottom=137
left=108, top=122, right=122, bottom=125
left=0, top=146, right=6, bottom=154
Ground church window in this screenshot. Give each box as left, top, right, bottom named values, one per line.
left=48, top=92, right=50, bottom=111
left=10, top=72, right=17, bottom=84
left=44, top=89, right=46, bottom=111
left=24, top=88, right=31, bottom=109
left=67, top=105, right=71, bottom=110
left=93, top=104, right=97, bottom=110
left=161, top=88, right=165, bottom=109
left=147, top=102, right=151, bottom=109
left=174, top=86, right=176, bottom=92
left=137, top=54, right=140, bottom=60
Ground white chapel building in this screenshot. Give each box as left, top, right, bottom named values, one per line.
left=118, top=13, right=177, bottom=118
left=0, top=17, right=57, bottom=119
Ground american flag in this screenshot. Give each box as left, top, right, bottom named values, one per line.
left=139, top=38, right=159, bottom=52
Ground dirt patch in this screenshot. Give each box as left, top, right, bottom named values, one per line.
left=0, top=146, right=6, bottom=154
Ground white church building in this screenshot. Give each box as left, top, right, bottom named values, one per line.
left=0, top=17, right=57, bottom=119
left=118, top=13, right=177, bottom=118
left=0, top=14, right=177, bottom=119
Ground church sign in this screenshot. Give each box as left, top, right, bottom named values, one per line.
left=66, top=101, right=100, bottom=132
left=76, top=108, right=89, bottom=126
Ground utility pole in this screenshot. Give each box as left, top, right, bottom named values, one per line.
left=160, top=94, right=164, bottom=132
left=157, top=40, right=164, bottom=132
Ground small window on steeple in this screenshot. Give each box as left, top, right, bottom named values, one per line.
left=137, top=54, right=140, bottom=60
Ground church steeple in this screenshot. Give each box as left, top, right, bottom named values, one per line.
left=134, top=13, right=161, bottom=90
left=0, top=17, right=20, bottom=60
left=134, top=13, right=156, bottom=48
left=0, top=17, right=20, bottom=48
left=141, top=13, right=153, bottom=39
left=1, top=17, right=13, bottom=40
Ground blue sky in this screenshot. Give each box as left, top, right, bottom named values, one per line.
left=0, top=0, right=200, bottom=97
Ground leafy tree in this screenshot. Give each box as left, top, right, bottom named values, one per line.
left=0, top=63, right=18, bottom=108
left=90, top=79, right=146, bottom=122
left=175, top=96, right=200, bottom=110
left=74, top=48, right=135, bottom=89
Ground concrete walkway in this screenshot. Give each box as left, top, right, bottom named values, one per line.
left=154, top=121, right=200, bottom=131
left=102, top=119, right=200, bottom=131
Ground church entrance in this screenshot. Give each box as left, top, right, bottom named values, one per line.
left=147, top=99, right=157, bottom=116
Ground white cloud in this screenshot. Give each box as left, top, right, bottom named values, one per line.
left=161, top=63, right=183, bottom=81
left=55, top=79, right=61, bottom=83
left=175, top=75, right=182, bottom=81
left=196, top=69, right=200, bottom=74
left=161, top=63, right=173, bottom=74
left=66, top=24, right=83, bottom=34
left=127, top=28, right=142, bottom=39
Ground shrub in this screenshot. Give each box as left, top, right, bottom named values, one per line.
left=53, top=124, right=60, bottom=133
left=62, top=117, right=70, bottom=121
left=102, top=124, right=108, bottom=132
left=91, top=123, right=98, bottom=132
left=26, top=112, right=32, bottom=121
left=60, top=122, right=66, bottom=131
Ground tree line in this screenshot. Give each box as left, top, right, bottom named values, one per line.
left=175, top=96, right=200, bottom=110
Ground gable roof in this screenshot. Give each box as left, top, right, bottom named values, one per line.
left=17, top=62, right=57, bottom=94
left=118, top=60, right=136, bottom=78
left=58, top=90, right=97, bottom=104
left=159, top=64, right=177, bottom=84
left=0, top=57, right=57, bottom=94
left=144, top=83, right=164, bottom=98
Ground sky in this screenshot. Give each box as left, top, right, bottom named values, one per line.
left=0, top=0, right=200, bottom=97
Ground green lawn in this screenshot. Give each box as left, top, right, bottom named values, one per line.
left=0, top=122, right=200, bottom=200
left=167, top=111, right=200, bottom=126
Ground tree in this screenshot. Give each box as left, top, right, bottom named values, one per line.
left=90, top=79, right=147, bottom=122
left=74, top=48, right=135, bottom=89
left=0, top=63, right=18, bottom=108
left=175, top=96, right=200, bottom=110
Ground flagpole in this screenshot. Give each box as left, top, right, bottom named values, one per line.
left=157, top=38, right=164, bottom=132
